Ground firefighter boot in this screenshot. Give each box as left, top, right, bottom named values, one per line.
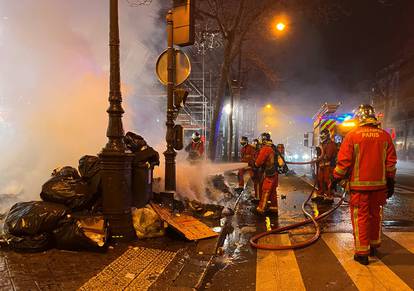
left=257, top=190, right=270, bottom=215
left=269, top=193, right=278, bottom=216
left=369, top=247, right=377, bottom=257
left=353, top=254, right=369, bottom=265
left=311, top=192, right=324, bottom=202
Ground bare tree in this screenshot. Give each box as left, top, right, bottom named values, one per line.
left=197, top=0, right=279, bottom=160
left=197, top=0, right=349, bottom=160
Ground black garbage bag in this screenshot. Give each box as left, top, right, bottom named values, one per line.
left=124, top=131, right=147, bottom=152
left=78, top=155, right=102, bottom=207
left=5, top=233, right=52, bottom=253
left=124, top=131, right=159, bottom=165
left=78, top=155, right=100, bottom=179
left=51, top=166, right=80, bottom=179
left=134, top=146, right=160, bottom=165
left=53, top=215, right=107, bottom=251
left=40, top=175, right=93, bottom=210
left=4, top=201, right=68, bottom=236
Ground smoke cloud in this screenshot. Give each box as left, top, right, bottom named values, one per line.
left=0, top=0, right=166, bottom=211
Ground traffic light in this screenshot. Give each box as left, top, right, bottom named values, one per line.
left=173, top=124, right=184, bottom=150
left=172, top=0, right=195, bottom=46
left=173, top=88, right=188, bottom=109
left=304, top=133, right=309, bottom=147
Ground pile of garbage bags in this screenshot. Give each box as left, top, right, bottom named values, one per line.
left=2, top=155, right=107, bottom=252
left=2, top=131, right=162, bottom=253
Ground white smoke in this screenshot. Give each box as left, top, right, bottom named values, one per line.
left=0, top=0, right=165, bottom=208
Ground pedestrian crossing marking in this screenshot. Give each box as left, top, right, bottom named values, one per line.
left=384, top=232, right=414, bottom=254
left=256, top=234, right=305, bottom=291
left=322, top=233, right=412, bottom=291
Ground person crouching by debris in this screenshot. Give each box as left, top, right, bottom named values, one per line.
left=249, top=132, right=279, bottom=215
left=185, top=132, right=204, bottom=162
left=235, top=137, right=258, bottom=196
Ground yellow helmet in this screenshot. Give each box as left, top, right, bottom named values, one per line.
left=354, top=104, right=378, bottom=126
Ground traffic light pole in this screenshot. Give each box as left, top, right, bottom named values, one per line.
left=164, top=10, right=177, bottom=192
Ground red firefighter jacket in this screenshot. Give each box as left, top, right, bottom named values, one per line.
left=319, top=140, right=337, bottom=167
left=255, top=144, right=277, bottom=176
left=333, top=125, right=397, bottom=191
left=185, top=141, right=204, bottom=159
left=240, top=144, right=256, bottom=163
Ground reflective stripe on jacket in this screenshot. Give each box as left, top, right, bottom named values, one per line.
left=333, top=125, right=397, bottom=190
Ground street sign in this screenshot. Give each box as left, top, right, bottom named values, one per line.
left=156, top=49, right=191, bottom=86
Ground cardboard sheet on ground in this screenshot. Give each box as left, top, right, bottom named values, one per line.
left=150, top=203, right=218, bottom=241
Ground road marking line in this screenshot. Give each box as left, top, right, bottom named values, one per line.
left=323, top=233, right=412, bottom=291
left=256, top=234, right=305, bottom=291
left=384, top=232, right=414, bottom=253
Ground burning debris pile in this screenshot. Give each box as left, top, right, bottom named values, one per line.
left=0, top=131, right=240, bottom=253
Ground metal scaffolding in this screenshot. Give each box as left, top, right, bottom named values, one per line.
left=177, top=46, right=213, bottom=150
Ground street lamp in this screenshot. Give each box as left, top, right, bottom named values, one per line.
left=276, top=22, right=286, bottom=31
left=224, top=104, right=232, bottom=115
left=99, top=0, right=135, bottom=241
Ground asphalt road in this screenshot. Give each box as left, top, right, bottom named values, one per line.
left=198, top=172, right=414, bottom=291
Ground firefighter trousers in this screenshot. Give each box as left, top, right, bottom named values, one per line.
left=258, top=174, right=278, bottom=212
left=317, top=165, right=333, bottom=197
left=238, top=169, right=261, bottom=198
left=349, top=190, right=387, bottom=255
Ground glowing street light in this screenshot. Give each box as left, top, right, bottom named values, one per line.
left=224, top=104, right=232, bottom=114
left=276, top=22, right=286, bottom=31
left=265, top=104, right=272, bottom=109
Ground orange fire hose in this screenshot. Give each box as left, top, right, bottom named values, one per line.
left=249, top=148, right=347, bottom=250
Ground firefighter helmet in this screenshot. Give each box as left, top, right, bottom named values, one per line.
left=192, top=132, right=201, bottom=142
left=240, top=136, right=248, bottom=146
left=355, top=104, right=378, bottom=126
left=260, top=132, right=271, bottom=144
left=320, top=129, right=330, bottom=143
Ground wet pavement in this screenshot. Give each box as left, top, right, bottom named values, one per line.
left=0, top=170, right=413, bottom=290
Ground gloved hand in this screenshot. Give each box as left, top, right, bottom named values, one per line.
left=386, top=178, right=395, bottom=199
left=248, top=160, right=256, bottom=168
left=331, top=177, right=341, bottom=191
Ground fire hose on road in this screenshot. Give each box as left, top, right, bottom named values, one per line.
left=249, top=149, right=348, bottom=250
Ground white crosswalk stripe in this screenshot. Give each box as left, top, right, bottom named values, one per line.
left=323, top=233, right=412, bottom=291
left=254, top=232, right=414, bottom=290
left=256, top=234, right=305, bottom=291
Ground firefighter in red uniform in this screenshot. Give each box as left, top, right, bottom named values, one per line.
left=333, top=104, right=397, bottom=265
left=185, top=132, right=205, bottom=162
left=312, top=129, right=338, bottom=204
left=250, top=133, right=280, bottom=215
left=236, top=137, right=258, bottom=196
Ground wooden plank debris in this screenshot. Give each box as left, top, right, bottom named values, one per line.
left=150, top=203, right=218, bottom=241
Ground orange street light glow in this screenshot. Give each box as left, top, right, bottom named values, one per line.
left=276, top=22, right=285, bottom=31
left=266, top=104, right=272, bottom=109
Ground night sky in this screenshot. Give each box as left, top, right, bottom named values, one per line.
left=245, top=0, right=414, bottom=105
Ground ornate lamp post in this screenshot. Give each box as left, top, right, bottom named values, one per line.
left=99, top=0, right=135, bottom=241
